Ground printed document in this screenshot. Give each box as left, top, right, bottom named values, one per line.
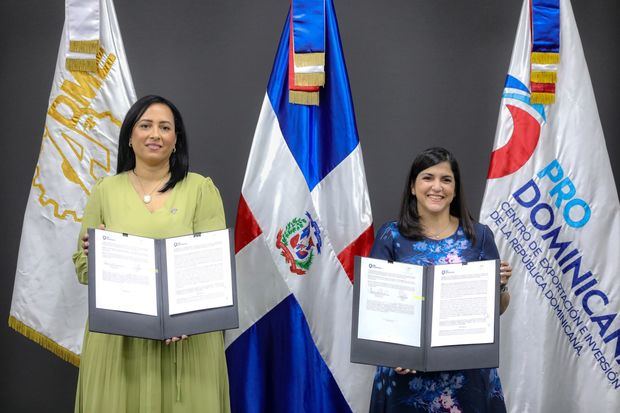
left=94, top=231, right=158, bottom=316
left=430, top=260, right=496, bottom=347
left=166, top=231, right=233, bottom=315
left=357, top=257, right=424, bottom=347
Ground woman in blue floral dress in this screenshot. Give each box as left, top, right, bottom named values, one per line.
left=369, top=147, right=511, bottom=413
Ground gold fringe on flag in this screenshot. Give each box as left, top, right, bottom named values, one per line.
left=531, top=70, right=557, bottom=83
left=295, top=72, right=325, bottom=87
left=66, top=58, right=98, bottom=72
left=69, top=39, right=100, bottom=54
left=290, top=90, right=320, bottom=106
left=8, top=315, right=80, bottom=367
left=531, top=92, right=556, bottom=105
left=294, top=52, right=325, bottom=67
left=531, top=52, right=560, bottom=64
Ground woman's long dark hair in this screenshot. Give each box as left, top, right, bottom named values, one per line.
left=398, top=147, right=476, bottom=243
left=116, top=95, right=189, bottom=192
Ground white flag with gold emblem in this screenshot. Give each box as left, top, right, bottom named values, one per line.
left=9, top=0, right=135, bottom=365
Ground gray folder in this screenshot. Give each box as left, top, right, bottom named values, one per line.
left=351, top=256, right=500, bottom=372
left=88, top=228, right=239, bottom=340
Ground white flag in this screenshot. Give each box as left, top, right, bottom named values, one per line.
left=9, top=0, right=136, bottom=365
left=480, top=0, right=620, bottom=411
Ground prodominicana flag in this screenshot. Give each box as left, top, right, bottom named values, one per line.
left=480, top=0, right=620, bottom=411
left=9, top=0, right=135, bottom=365
left=225, top=0, right=375, bottom=411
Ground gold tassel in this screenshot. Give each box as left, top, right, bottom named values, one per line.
left=531, top=71, right=557, bottom=84
left=69, top=39, right=100, bottom=54
left=8, top=315, right=80, bottom=367
left=289, top=90, right=320, bottom=106
left=531, top=92, right=555, bottom=105
left=531, top=52, right=560, bottom=64
left=295, top=72, right=325, bottom=87
left=294, top=52, right=325, bottom=67
left=66, top=58, right=98, bottom=72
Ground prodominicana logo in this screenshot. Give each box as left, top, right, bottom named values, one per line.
left=276, top=212, right=322, bottom=275
left=484, top=74, right=620, bottom=386
left=488, top=75, right=546, bottom=179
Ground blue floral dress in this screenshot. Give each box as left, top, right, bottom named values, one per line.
left=368, top=221, right=506, bottom=413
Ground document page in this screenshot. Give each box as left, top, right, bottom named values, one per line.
left=94, top=230, right=158, bottom=316
left=430, top=260, right=496, bottom=347
left=166, top=230, right=233, bottom=315
left=357, top=257, right=424, bottom=347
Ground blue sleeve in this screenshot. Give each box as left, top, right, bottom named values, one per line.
left=369, top=222, right=396, bottom=261
left=479, top=224, right=500, bottom=261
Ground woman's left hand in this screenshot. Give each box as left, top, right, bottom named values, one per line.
left=500, top=261, right=512, bottom=289
left=165, top=335, right=189, bottom=345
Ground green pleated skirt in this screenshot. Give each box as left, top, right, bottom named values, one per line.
left=74, top=327, right=230, bottom=413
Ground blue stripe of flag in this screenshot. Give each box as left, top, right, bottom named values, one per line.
left=226, top=294, right=351, bottom=413
left=267, top=0, right=360, bottom=191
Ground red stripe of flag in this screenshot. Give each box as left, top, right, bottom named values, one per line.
left=337, top=225, right=375, bottom=283
left=234, top=195, right=262, bottom=254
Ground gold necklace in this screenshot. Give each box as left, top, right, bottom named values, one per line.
left=133, top=170, right=168, bottom=204
left=425, top=219, right=453, bottom=239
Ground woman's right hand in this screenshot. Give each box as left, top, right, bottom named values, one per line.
left=394, top=367, right=416, bottom=375
left=82, top=224, right=106, bottom=256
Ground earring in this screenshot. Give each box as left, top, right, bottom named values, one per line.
left=129, top=141, right=132, bottom=147
left=172, top=147, right=176, bottom=153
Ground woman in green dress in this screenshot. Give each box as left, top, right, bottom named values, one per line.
left=73, top=95, right=231, bottom=412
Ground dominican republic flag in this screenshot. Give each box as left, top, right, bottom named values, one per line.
left=480, top=0, right=620, bottom=411
left=9, top=0, right=135, bottom=365
left=225, top=0, right=375, bottom=411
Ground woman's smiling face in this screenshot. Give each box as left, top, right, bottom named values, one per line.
left=129, top=103, right=177, bottom=168
left=412, top=161, right=456, bottom=217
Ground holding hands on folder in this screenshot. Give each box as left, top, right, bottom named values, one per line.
left=500, top=260, right=512, bottom=287
left=164, top=335, right=188, bottom=345
left=500, top=260, right=512, bottom=313
left=394, top=367, right=416, bottom=375
left=80, top=224, right=105, bottom=256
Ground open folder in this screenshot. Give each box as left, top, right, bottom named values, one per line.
left=351, top=256, right=500, bottom=372
left=87, top=228, right=238, bottom=340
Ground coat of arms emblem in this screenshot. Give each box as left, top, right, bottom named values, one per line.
left=276, top=212, right=322, bottom=275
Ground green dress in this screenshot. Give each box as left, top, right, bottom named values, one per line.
left=72, top=172, right=231, bottom=413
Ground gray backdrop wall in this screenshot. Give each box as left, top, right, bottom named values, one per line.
left=1, top=0, right=618, bottom=411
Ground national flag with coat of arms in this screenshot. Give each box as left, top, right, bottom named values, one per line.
left=480, top=0, right=620, bottom=411
left=225, top=0, right=376, bottom=411
left=9, top=0, right=136, bottom=365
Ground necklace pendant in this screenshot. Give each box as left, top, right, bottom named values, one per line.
left=143, top=195, right=152, bottom=204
